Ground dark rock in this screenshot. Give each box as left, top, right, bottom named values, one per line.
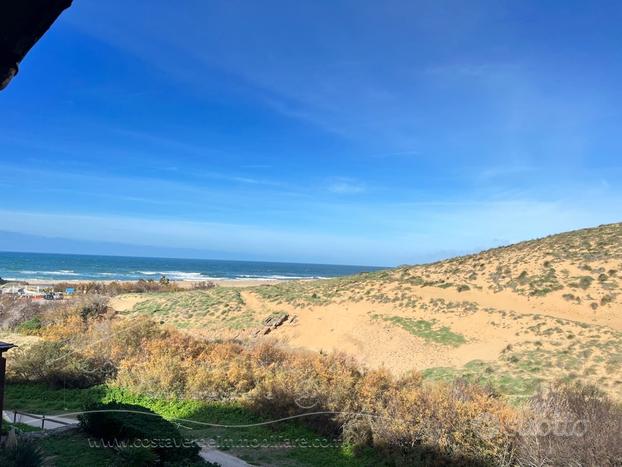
left=253, top=312, right=290, bottom=337
left=263, top=312, right=289, bottom=329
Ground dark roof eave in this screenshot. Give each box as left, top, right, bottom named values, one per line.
left=0, top=341, right=17, bottom=352
left=0, top=0, right=73, bottom=90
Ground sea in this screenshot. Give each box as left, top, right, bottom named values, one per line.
left=0, top=251, right=382, bottom=282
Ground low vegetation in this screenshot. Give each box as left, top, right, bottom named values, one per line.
left=2, top=223, right=622, bottom=465
left=372, top=314, right=466, bottom=346
left=49, top=278, right=215, bottom=295
left=127, top=287, right=254, bottom=331
left=79, top=401, right=201, bottom=464
left=2, top=295, right=622, bottom=466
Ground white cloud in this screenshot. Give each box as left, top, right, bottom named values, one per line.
left=326, top=177, right=365, bottom=194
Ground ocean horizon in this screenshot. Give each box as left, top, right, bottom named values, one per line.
left=0, top=251, right=384, bottom=282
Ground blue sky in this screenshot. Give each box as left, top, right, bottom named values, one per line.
left=1, top=0, right=621, bottom=266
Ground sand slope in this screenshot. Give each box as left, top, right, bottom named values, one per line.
left=111, top=222, right=622, bottom=399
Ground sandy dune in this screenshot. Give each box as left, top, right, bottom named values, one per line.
left=110, top=222, right=622, bottom=398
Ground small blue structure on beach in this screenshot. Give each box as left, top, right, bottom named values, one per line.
left=65, top=287, right=75, bottom=295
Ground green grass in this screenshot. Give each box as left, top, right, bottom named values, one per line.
left=373, top=315, right=466, bottom=346
left=1, top=420, right=41, bottom=433
left=101, top=387, right=384, bottom=466
left=16, top=317, right=42, bottom=334
left=422, top=360, right=541, bottom=400
left=252, top=280, right=347, bottom=306
left=37, top=431, right=119, bottom=467
left=7, top=383, right=384, bottom=467
left=251, top=270, right=394, bottom=307
left=129, top=288, right=258, bottom=330
left=133, top=289, right=245, bottom=315
left=5, top=382, right=106, bottom=414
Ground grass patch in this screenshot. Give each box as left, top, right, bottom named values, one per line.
left=37, top=431, right=120, bottom=467
left=129, top=288, right=258, bottom=330
left=101, top=387, right=383, bottom=466
left=373, top=315, right=466, bottom=346
left=8, top=383, right=383, bottom=467
left=5, top=382, right=106, bottom=414
left=422, top=360, right=541, bottom=400
left=1, top=420, right=41, bottom=433
left=16, top=317, right=42, bottom=335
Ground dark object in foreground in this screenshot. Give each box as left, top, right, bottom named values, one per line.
left=0, top=0, right=72, bottom=90
left=0, top=341, right=17, bottom=437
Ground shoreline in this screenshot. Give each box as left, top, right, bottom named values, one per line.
left=1, top=277, right=310, bottom=288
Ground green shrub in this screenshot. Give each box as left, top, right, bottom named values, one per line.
left=16, top=317, right=42, bottom=334
left=113, top=446, right=159, bottom=466
left=79, top=402, right=200, bottom=463
left=578, top=276, right=593, bottom=289
left=374, top=315, right=466, bottom=346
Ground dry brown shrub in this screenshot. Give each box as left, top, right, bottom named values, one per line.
left=21, top=311, right=622, bottom=465
left=38, top=295, right=111, bottom=340
left=106, top=316, right=165, bottom=361
left=7, top=340, right=112, bottom=388
left=82, top=322, right=521, bottom=464
left=4, top=309, right=522, bottom=464
left=51, top=279, right=215, bottom=296
left=371, top=379, right=517, bottom=466
left=115, top=339, right=191, bottom=399
left=186, top=341, right=255, bottom=400
left=0, top=295, right=44, bottom=330
left=516, top=382, right=622, bottom=466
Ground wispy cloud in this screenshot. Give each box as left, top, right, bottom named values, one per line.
left=476, top=165, right=536, bottom=181
left=326, top=177, right=366, bottom=194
